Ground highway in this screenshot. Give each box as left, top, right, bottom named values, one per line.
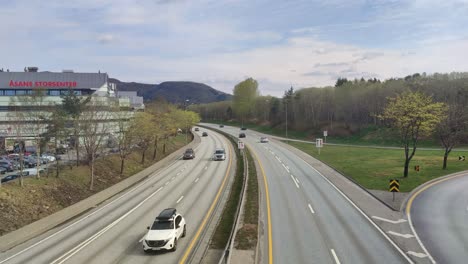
left=407, top=172, right=468, bottom=263
left=203, top=124, right=411, bottom=264
left=0, top=129, right=233, bottom=264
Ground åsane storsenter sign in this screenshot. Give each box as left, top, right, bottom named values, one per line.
left=9, top=80, right=78, bottom=88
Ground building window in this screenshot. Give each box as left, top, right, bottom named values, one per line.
left=16, top=90, right=27, bottom=95
left=0, top=90, right=4, bottom=96
left=5, top=90, right=15, bottom=96
left=49, top=90, right=60, bottom=96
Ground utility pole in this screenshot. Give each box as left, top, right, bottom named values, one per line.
left=285, top=100, right=288, bottom=142
left=185, top=99, right=189, bottom=144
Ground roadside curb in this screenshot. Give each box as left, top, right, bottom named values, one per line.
left=0, top=133, right=200, bottom=252
left=400, top=170, right=468, bottom=212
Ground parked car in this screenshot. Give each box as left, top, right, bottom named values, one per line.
left=142, top=208, right=186, bottom=253
left=41, top=153, right=56, bottom=162
left=23, top=157, right=38, bottom=168
left=1, top=174, right=18, bottom=183
left=213, top=148, right=226, bottom=161
left=260, top=137, right=269, bottom=143
left=0, top=161, right=15, bottom=172
left=239, top=133, right=246, bottom=138
left=0, top=167, right=7, bottom=174
left=183, top=148, right=195, bottom=160
left=202, top=132, right=208, bottom=137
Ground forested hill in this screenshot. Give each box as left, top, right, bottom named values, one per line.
left=110, top=78, right=232, bottom=104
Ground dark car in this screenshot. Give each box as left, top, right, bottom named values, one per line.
left=240, top=127, right=247, bottom=130
left=23, top=157, right=38, bottom=168
left=219, top=124, right=224, bottom=128
left=239, top=133, right=246, bottom=138
left=202, top=132, right=208, bottom=137
left=0, top=161, right=15, bottom=172
left=1, top=174, right=18, bottom=183
left=0, top=167, right=7, bottom=174
left=183, top=148, right=195, bottom=160
left=194, top=127, right=199, bottom=131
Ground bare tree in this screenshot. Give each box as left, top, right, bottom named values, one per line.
left=113, top=109, right=137, bottom=175
left=80, top=98, right=111, bottom=190
left=437, top=105, right=467, bottom=169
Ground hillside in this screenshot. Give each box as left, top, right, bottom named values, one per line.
left=110, top=78, right=232, bottom=104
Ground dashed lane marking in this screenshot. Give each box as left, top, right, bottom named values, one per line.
left=331, top=249, right=341, bottom=264
left=195, top=178, right=199, bottom=183
left=176, top=196, right=184, bottom=204
left=308, top=204, right=315, bottom=214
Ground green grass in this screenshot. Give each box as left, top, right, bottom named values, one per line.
left=288, top=141, right=468, bottom=192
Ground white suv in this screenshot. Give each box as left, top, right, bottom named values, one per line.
left=143, top=208, right=186, bottom=252
left=213, top=148, right=226, bottom=161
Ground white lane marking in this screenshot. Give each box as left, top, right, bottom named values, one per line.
left=0, top=155, right=183, bottom=264
left=298, top=156, right=414, bottom=263
left=205, top=166, right=208, bottom=170
left=171, top=176, right=175, bottom=180
left=275, top=156, right=281, bottom=162
left=330, top=249, right=341, bottom=264
left=387, top=231, right=415, bottom=239
left=407, top=251, right=428, bottom=258
left=295, top=177, right=300, bottom=184
left=139, top=235, right=145, bottom=243
left=194, top=178, right=199, bottom=183
left=290, top=174, right=300, bottom=188
left=165, top=181, right=169, bottom=186
left=285, top=165, right=290, bottom=171
left=177, top=173, right=180, bottom=176
left=308, top=204, right=315, bottom=214
left=372, top=216, right=407, bottom=224
left=50, top=187, right=164, bottom=264
left=282, top=164, right=290, bottom=173
left=176, top=196, right=184, bottom=204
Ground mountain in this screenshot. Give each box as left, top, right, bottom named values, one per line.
left=110, top=78, right=232, bottom=104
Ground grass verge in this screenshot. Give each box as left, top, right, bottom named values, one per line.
left=209, top=132, right=243, bottom=249
left=235, top=147, right=258, bottom=250
left=288, top=141, right=468, bottom=192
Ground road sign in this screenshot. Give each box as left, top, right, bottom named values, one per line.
left=459, top=156, right=465, bottom=161
left=323, top=130, right=328, bottom=137
left=316, top=138, right=323, bottom=148
left=238, top=141, right=244, bottom=150
left=389, top=179, right=400, bottom=192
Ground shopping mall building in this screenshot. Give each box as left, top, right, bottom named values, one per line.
left=0, top=67, right=143, bottom=151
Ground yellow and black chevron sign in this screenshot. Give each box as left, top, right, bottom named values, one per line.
left=389, top=179, right=400, bottom=192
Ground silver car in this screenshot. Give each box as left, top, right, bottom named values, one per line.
left=213, top=148, right=226, bottom=161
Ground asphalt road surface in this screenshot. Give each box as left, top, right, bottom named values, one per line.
left=204, top=124, right=410, bottom=264
left=0, top=129, right=232, bottom=264
left=409, top=172, right=468, bottom=263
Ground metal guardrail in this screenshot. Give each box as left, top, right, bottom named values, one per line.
left=218, top=149, right=249, bottom=264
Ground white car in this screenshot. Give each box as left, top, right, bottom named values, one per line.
left=143, top=208, right=186, bottom=252
left=260, top=137, right=269, bottom=143
left=213, top=148, right=226, bottom=161
left=41, top=154, right=56, bottom=162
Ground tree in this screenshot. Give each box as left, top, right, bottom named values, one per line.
left=43, top=107, right=67, bottom=177
left=380, top=92, right=446, bottom=177
left=232, top=78, right=259, bottom=126
left=80, top=98, right=110, bottom=190
left=113, top=109, right=137, bottom=175
left=436, top=105, right=467, bottom=169
left=335, top=77, right=349, bottom=87
left=61, top=88, right=91, bottom=166
left=133, top=112, right=156, bottom=164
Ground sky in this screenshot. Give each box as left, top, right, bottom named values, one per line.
left=1, top=0, right=468, bottom=96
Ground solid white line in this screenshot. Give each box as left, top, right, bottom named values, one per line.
left=387, top=231, right=415, bottom=239
left=195, top=178, right=199, bottom=183
left=298, top=156, right=414, bottom=264
left=372, top=216, right=407, bottom=224
left=176, top=196, right=184, bottom=204
left=51, top=187, right=164, bottom=264
left=407, top=209, right=435, bottom=263
left=0, top=156, right=182, bottom=264
left=295, top=177, right=300, bottom=184
left=275, top=156, right=281, bottom=162
left=330, top=249, right=341, bottom=264
left=308, top=204, right=315, bottom=214
left=407, top=251, right=428, bottom=258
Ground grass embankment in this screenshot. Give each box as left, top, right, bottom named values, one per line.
left=0, top=135, right=186, bottom=236
left=235, top=147, right=258, bottom=250
left=210, top=133, right=243, bottom=249
left=288, top=141, right=468, bottom=192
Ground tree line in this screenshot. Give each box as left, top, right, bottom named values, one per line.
left=190, top=73, right=468, bottom=176
left=5, top=91, right=200, bottom=189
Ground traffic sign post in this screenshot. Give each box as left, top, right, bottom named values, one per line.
left=316, top=138, right=323, bottom=154
left=323, top=130, right=327, bottom=143
left=389, top=179, right=400, bottom=202
left=459, top=156, right=465, bottom=161
left=238, top=141, right=244, bottom=150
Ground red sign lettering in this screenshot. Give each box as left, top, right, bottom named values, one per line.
left=8, top=80, right=77, bottom=88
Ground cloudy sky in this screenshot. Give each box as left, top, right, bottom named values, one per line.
left=1, top=0, right=468, bottom=96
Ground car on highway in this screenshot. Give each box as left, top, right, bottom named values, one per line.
left=143, top=208, right=186, bottom=253
left=239, top=133, right=246, bottom=138
left=260, top=137, right=269, bottom=143
left=183, top=148, right=195, bottom=160
left=219, top=124, right=224, bottom=128
left=213, top=148, right=226, bottom=161
left=194, top=127, right=199, bottom=131
left=240, top=127, right=247, bottom=130
left=202, top=132, right=208, bottom=137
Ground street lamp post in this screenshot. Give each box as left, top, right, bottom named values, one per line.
left=185, top=99, right=189, bottom=144
left=285, top=101, right=288, bottom=142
